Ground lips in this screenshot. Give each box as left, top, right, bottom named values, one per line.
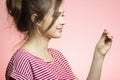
left=56, top=28, right=63, bottom=32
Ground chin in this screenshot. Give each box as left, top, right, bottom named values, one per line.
left=51, top=33, right=62, bottom=39
left=47, top=35, right=62, bottom=39
left=45, top=32, right=62, bottom=39
left=53, top=35, right=62, bottom=38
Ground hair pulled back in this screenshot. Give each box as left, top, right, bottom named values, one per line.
left=6, top=0, right=63, bottom=35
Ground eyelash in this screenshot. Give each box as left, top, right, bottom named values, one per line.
left=59, top=14, right=64, bottom=17
left=57, top=12, right=64, bottom=17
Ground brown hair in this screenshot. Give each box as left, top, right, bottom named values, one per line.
left=6, top=0, right=63, bottom=36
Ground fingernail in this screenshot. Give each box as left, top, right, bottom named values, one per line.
left=104, top=29, right=107, bottom=32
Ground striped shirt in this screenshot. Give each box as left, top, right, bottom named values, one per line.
left=6, top=48, right=76, bottom=80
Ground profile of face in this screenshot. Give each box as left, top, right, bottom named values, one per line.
left=33, top=4, right=65, bottom=39
left=6, top=0, right=64, bottom=39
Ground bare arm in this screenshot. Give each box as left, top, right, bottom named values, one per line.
left=86, top=30, right=113, bottom=80
left=86, top=50, right=105, bottom=80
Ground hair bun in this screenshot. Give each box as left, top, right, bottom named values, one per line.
left=6, top=0, right=22, bottom=23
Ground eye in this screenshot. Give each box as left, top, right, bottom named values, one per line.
left=58, top=11, right=64, bottom=17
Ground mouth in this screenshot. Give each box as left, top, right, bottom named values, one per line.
left=56, top=28, right=63, bottom=32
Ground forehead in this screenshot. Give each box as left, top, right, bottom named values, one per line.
left=58, top=4, right=64, bottom=12
left=46, top=3, right=64, bottom=16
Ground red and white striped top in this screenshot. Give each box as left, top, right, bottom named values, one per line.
left=6, top=48, right=76, bottom=80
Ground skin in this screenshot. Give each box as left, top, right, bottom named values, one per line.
left=21, top=4, right=64, bottom=62
left=86, top=29, right=113, bottom=80
left=21, top=4, right=113, bottom=80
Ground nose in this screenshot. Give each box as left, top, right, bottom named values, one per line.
left=60, top=17, right=65, bottom=26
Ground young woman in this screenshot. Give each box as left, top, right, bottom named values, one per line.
left=5, top=0, right=113, bottom=80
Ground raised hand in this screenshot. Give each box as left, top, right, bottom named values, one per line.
left=95, top=29, right=113, bottom=57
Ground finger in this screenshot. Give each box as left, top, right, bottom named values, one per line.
left=107, top=33, right=113, bottom=39
left=105, top=35, right=112, bottom=43
left=105, top=33, right=113, bottom=43
left=107, top=41, right=112, bottom=46
left=100, top=30, right=108, bottom=41
left=104, top=30, right=113, bottom=39
left=104, top=41, right=112, bottom=52
left=103, top=29, right=109, bottom=36
left=101, top=30, right=113, bottom=43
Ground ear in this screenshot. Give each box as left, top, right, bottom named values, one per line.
left=31, top=14, right=43, bottom=27
left=31, top=14, right=38, bottom=23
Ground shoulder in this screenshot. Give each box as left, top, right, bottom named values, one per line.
left=8, top=49, right=35, bottom=70
left=7, top=49, right=37, bottom=73
left=12, top=49, right=33, bottom=64
left=6, top=49, right=34, bottom=80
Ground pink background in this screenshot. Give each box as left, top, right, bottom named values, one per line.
left=0, top=0, right=120, bottom=80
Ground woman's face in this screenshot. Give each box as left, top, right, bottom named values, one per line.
left=42, top=4, right=65, bottom=39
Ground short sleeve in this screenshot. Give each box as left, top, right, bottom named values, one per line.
left=6, top=50, right=34, bottom=80
left=10, top=71, right=29, bottom=80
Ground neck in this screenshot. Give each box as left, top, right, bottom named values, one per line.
left=21, top=34, right=50, bottom=55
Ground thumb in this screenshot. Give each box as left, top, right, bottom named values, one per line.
left=99, top=29, right=108, bottom=42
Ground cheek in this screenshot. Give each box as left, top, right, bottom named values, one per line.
left=53, top=19, right=61, bottom=27
left=47, top=23, right=59, bottom=33
left=44, top=17, right=61, bottom=33
left=49, top=20, right=60, bottom=30
left=41, top=20, right=52, bottom=31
